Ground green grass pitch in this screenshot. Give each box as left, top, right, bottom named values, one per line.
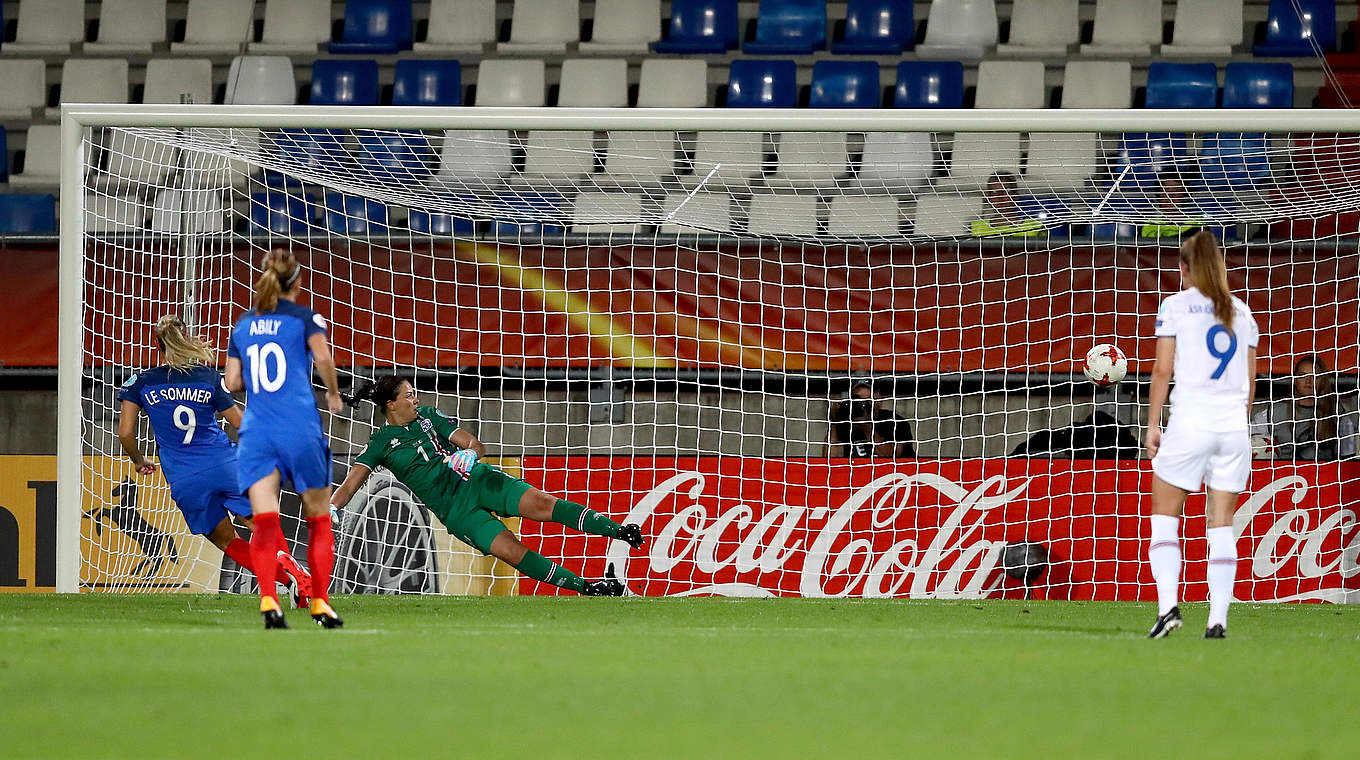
left=0, top=595, right=1355, bottom=759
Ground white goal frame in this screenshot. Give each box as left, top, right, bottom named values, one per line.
left=56, top=103, right=1360, bottom=593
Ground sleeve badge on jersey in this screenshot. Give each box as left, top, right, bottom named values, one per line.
left=121, top=374, right=138, bottom=388
left=419, top=418, right=434, bottom=433
left=312, top=314, right=327, bottom=330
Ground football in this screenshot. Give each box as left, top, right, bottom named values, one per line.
left=1083, top=343, right=1127, bottom=386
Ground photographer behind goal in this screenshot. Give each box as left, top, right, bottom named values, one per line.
left=826, top=379, right=916, bottom=458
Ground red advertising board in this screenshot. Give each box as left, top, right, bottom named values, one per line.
left=519, top=458, right=1360, bottom=602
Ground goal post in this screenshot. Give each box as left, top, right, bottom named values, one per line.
left=58, top=103, right=1360, bottom=600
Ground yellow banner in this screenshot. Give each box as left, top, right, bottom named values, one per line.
left=0, top=456, right=57, bottom=593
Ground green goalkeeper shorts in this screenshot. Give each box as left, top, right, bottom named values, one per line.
left=440, top=463, right=533, bottom=555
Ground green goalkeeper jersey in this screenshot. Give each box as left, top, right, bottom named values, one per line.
left=355, top=406, right=465, bottom=519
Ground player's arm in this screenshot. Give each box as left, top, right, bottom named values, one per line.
left=219, top=405, right=243, bottom=430
left=1245, top=347, right=1257, bottom=416
left=1145, top=336, right=1176, bottom=458
left=307, top=332, right=344, bottom=415
left=450, top=428, right=486, bottom=458
left=330, top=462, right=373, bottom=512
left=224, top=356, right=244, bottom=393
left=116, top=400, right=155, bottom=476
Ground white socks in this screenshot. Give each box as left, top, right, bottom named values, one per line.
left=1206, top=526, right=1237, bottom=629
left=1148, top=514, right=1181, bottom=616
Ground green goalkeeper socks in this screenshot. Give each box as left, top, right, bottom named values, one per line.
left=516, top=550, right=585, bottom=593
left=552, top=499, right=622, bottom=539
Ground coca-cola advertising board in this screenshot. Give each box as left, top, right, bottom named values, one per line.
left=519, top=459, right=1360, bottom=602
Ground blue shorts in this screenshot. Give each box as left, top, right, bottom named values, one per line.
left=236, top=428, right=332, bottom=494
left=169, top=461, right=252, bottom=536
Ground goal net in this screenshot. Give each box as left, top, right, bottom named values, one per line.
left=61, top=106, right=1359, bottom=602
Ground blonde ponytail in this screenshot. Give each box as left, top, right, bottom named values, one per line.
left=155, top=315, right=214, bottom=370
left=254, top=248, right=300, bottom=313
left=1180, top=230, right=1235, bottom=333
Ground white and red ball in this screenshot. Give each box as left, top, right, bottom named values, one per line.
left=1083, top=343, right=1127, bottom=386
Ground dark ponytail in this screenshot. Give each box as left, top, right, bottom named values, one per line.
left=344, top=375, right=407, bottom=411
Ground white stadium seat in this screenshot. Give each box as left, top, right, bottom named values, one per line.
left=913, top=193, right=984, bottom=237
left=1061, top=61, right=1133, bottom=108
left=680, top=132, right=764, bottom=193
left=0, top=59, right=48, bottom=120
left=915, top=0, right=999, bottom=59
left=579, top=0, right=661, bottom=54
left=975, top=61, right=1046, bottom=109
left=51, top=59, right=129, bottom=119
left=172, top=0, right=256, bottom=54
left=659, top=192, right=732, bottom=234
left=251, top=0, right=332, bottom=54
left=637, top=60, right=709, bottom=108
left=475, top=59, right=546, bottom=106
left=557, top=59, right=629, bottom=107
left=84, top=0, right=167, bottom=54
left=414, top=0, right=499, bottom=53
left=3, top=0, right=86, bottom=55
left=855, top=132, right=934, bottom=192
left=570, top=192, right=645, bottom=233
left=1162, top=0, right=1244, bottom=57
left=498, top=0, right=580, bottom=53
left=996, top=0, right=1079, bottom=57
left=1081, top=0, right=1163, bottom=56
left=437, top=129, right=514, bottom=185
left=828, top=196, right=902, bottom=237
left=10, top=125, right=63, bottom=187
left=766, top=133, right=850, bottom=189
left=747, top=194, right=819, bottom=237
left=143, top=59, right=215, bottom=105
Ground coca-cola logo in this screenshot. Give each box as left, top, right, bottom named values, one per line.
left=1234, top=475, right=1360, bottom=603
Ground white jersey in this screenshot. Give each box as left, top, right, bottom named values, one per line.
left=1154, top=286, right=1259, bottom=431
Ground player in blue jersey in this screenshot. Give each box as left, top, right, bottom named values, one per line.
left=116, top=315, right=312, bottom=601
left=226, top=248, right=345, bottom=630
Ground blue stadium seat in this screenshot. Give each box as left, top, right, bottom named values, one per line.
left=893, top=61, right=964, bottom=108
left=1114, top=133, right=1192, bottom=187
left=726, top=60, right=798, bottom=107
left=268, top=129, right=347, bottom=186
left=249, top=191, right=313, bottom=235
left=1200, top=132, right=1271, bottom=190
left=1145, top=63, right=1218, bottom=109
left=329, top=0, right=413, bottom=54
left=651, top=0, right=739, bottom=53
left=392, top=60, right=462, bottom=106
left=0, top=194, right=55, bottom=233
left=1222, top=62, right=1294, bottom=108
left=355, top=131, right=434, bottom=182
left=809, top=61, right=880, bottom=108
left=492, top=192, right=566, bottom=237
left=743, top=0, right=827, bottom=54
left=1254, top=0, right=1335, bottom=56
left=310, top=60, right=380, bottom=105
left=324, top=193, right=389, bottom=234
left=409, top=209, right=474, bottom=236
left=0, top=127, right=7, bottom=183
left=831, top=0, right=914, bottom=54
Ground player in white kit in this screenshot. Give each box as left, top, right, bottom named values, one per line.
left=1144, top=231, right=1259, bottom=639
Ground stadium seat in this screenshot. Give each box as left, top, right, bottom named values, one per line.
left=329, top=0, right=414, bottom=54
left=1114, top=132, right=1191, bottom=187
left=310, top=60, right=381, bottom=106
left=0, top=194, right=56, bottom=233
left=1200, top=132, right=1271, bottom=191
left=150, top=190, right=227, bottom=234
left=893, top=61, right=965, bottom=108
left=270, top=129, right=347, bottom=183
left=726, top=60, right=797, bottom=108
left=1081, top=0, right=1162, bottom=56
left=915, top=0, right=999, bottom=60
left=854, top=132, right=934, bottom=192
left=746, top=194, right=818, bottom=237
left=637, top=60, right=709, bottom=107
left=651, top=0, right=739, bottom=54
left=250, top=191, right=314, bottom=235
left=658, top=192, right=732, bottom=233
left=172, top=0, right=256, bottom=54
left=408, top=208, right=475, bottom=236
left=600, top=131, right=678, bottom=187
left=491, top=191, right=566, bottom=236
left=0, top=128, right=7, bottom=182
left=570, top=192, right=645, bottom=234
left=827, top=195, right=901, bottom=237
left=680, top=132, right=763, bottom=191
left=1162, top=0, right=1243, bottom=57
left=1023, top=132, right=1098, bottom=191
left=942, top=132, right=1022, bottom=188
left=9, top=125, right=61, bottom=187
left=252, top=0, right=332, bottom=54
left=356, top=131, right=434, bottom=183
left=766, top=133, right=849, bottom=188
left=1145, top=63, right=1218, bottom=109
left=52, top=59, right=129, bottom=118
left=743, top=0, right=828, bottom=54
left=437, top=130, right=514, bottom=184
left=996, top=0, right=1079, bottom=57
left=225, top=56, right=297, bottom=105
left=101, top=130, right=179, bottom=188
left=3, top=0, right=84, bottom=54
left=522, top=130, right=595, bottom=182
left=809, top=61, right=880, bottom=108
left=414, top=0, right=498, bottom=53
left=580, top=0, right=661, bottom=53
left=392, top=60, right=462, bottom=107
left=974, top=61, right=1045, bottom=108
left=830, top=0, right=914, bottom=54
left=913, top=192, right=983, bottom=237
left=143, top=59, right=214, bottom=105
left=499, top=0, right=580, bottom=53
left=1222, top=62, right=1293, bottom=108
left=84, top=0, right=166, bottom=54
left=474, top=59, right=546, bottom=106
left=85, top=193, right=145, bottom=233
left=1254, top=0, right=1335, bottom=56
left=558, top=59, right=629, bottom=107
left=0, top=59, right=47, bottom=119
left=1060, top=61, right=1133, bottom=108
left=325, top=193, right=390, bottom=234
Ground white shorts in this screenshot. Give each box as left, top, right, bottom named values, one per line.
left=1152, top=418, right=1251, bottom=493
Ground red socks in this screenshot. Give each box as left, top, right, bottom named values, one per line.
left=249, top=512, right=282, bottom=602
left=305, top=515, right=335, bottom=603
left=223, top=538, right=254, bottom=572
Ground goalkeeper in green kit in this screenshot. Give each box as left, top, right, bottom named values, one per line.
left=332, top=376, right=642, bottom=595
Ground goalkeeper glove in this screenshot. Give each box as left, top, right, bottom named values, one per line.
left=446, top=449, right=479, bottom=480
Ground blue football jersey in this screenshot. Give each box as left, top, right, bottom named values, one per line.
left=117, top=365, right=237, bottom=481
left=227, top=299, right=327, bottom=435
